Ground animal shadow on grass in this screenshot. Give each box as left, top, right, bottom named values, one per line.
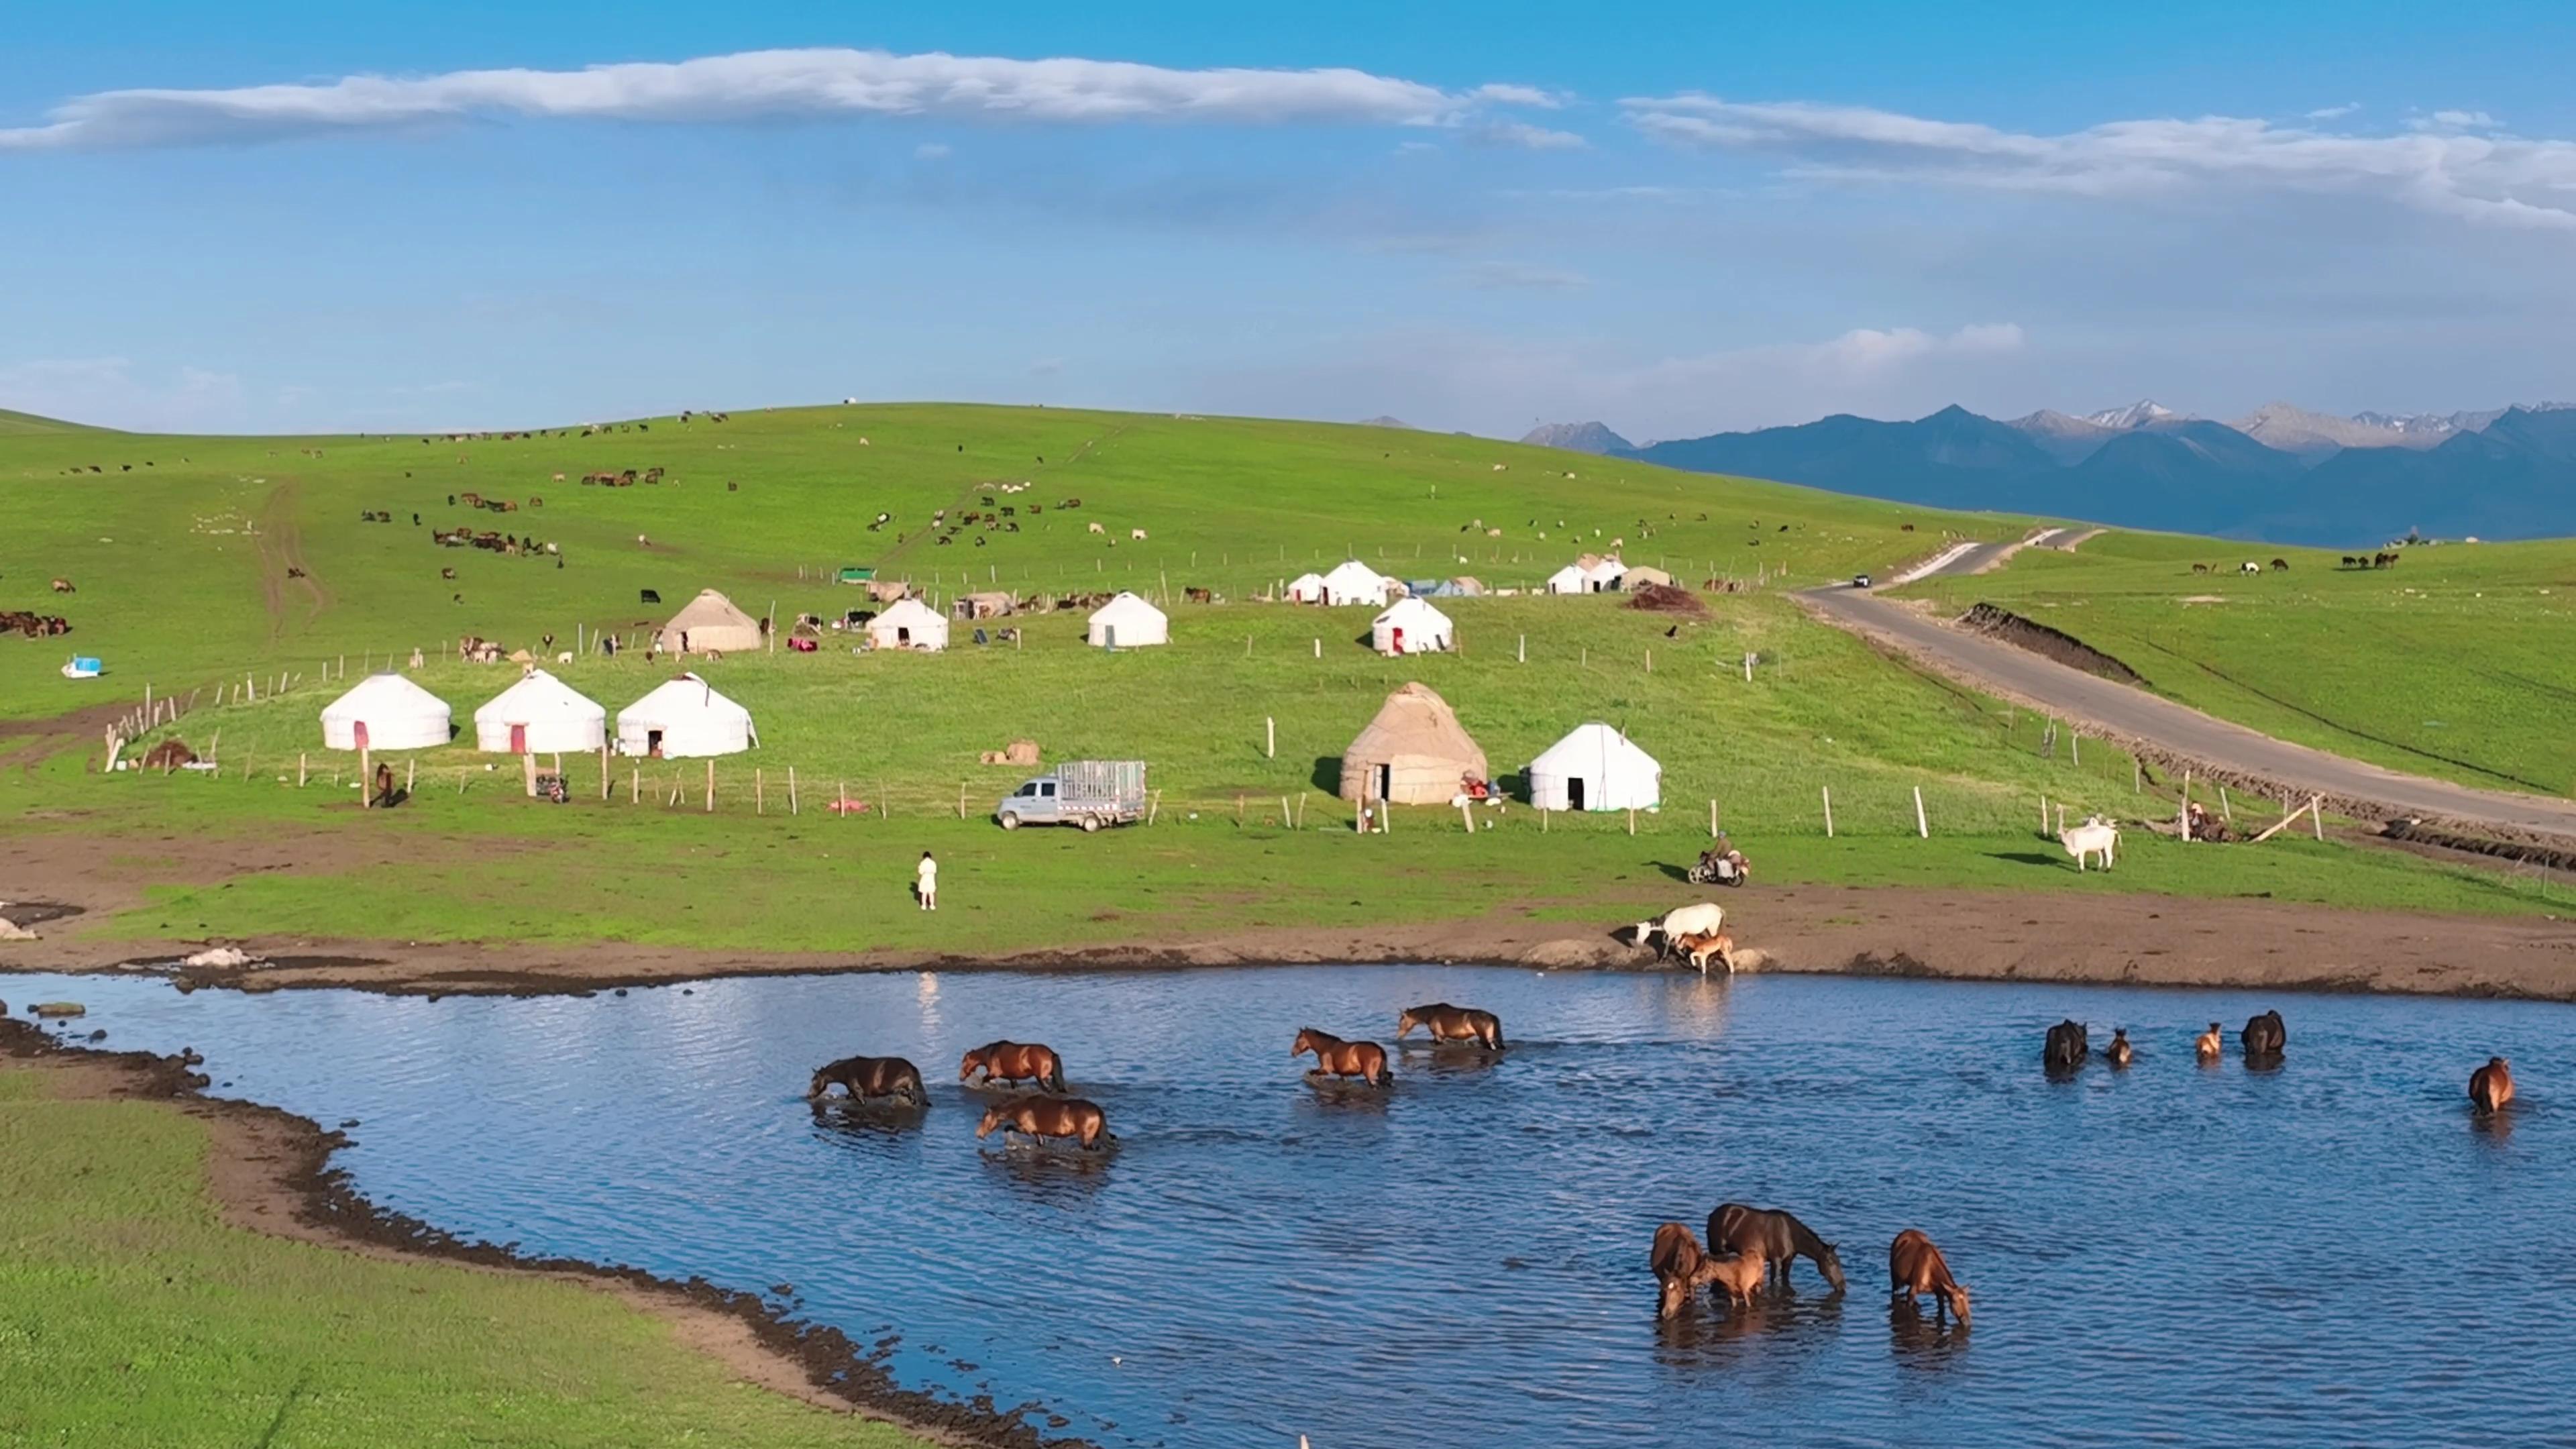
left=1985, top=851, right=2067, bottom=869
left=1307, top=757, right=1342, bottom=793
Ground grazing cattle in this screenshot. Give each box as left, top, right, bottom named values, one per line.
left=2469, top=1057, right=2514, bottom=1114
left=1670, top=930, right=1735, bottom=977
left=1632, top=902, right=1725, bottom=959
left=439, top=568, right=456, bottom=581
left=1395, top=1003, right=1503, bottom=1051
left=1888, top=1230, right=1970, bottom=1326
left=808, top=1054, right=927, bottom=1105
left=1652, top=1223, right=1764, bottom=1317
left=2059, top=816, right=2117, bottom=871
left=50, top=578, right=74, bottom=593
left=639, top=589, right=661, bottom=605
left=1088, top=521, right=1106, bottom=535
left=1184, top=587, right=1214, bottom=605
left=2269, top=557, right=2289, bottom=572
left=2240, top=561, right=2261, bottom=576
left=2241, top=1009, right=2286, bottom=1059
left=2192, top=562, right=2210, bottom=574
left=1901, top=523, right=1916, bottom=531
left=1130, top=528, right=1148, bottom=541
left=1292, top=1028, right=1391, bottom=1086
left=975, top=1095, right=1110, bottom=1150
left=959, top=1040, right=1066, bottom=1093
left=1709, top=1204, right=1846, bottom=1294
left=2043, top=1020, right=2088, bottom=1071
left=2196, top=1022, right=2224, bottom=1062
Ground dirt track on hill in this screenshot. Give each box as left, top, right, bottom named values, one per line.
left=253, top=480, right=327, bottom=642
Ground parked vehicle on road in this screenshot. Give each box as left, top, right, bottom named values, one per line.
left=996, top=761, right=1148, bottom=832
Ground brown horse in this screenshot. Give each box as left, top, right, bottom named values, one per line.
left=1650, top=1223, right=1764, bottom=1318
left=2470, top=1057, right=2514, bottom=1114
left=1397, top=1003, right=1503, bottom=1051
left=1709, top=1203, right=1847, bottom=1293
left=2106, top=1028, right=2133, bottom=1067
left=809, top=1054, right=926, bottom=1105
left=975, top=1095, right=1109, bottom=1150
left=1889, top=1229, right=1970, bottom=1326
left=2242, top=1010, right=2286, bottom=1059
left=1293, top=1028, right=1391, bottom=1086
left=959, top=1040, right=1066, bottom=1093
left=2196, top=1022, right=2224, bottom=1062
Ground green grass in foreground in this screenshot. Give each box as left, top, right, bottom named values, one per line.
left=1907, top=530, right=2576, bottom=797
left=0, top=1066, right=928, bottom=1448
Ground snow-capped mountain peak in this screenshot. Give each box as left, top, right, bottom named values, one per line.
left=2082, top=400, right=2180, bottom=429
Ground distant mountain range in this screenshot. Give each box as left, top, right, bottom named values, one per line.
left=1521, top=399, right=2576, bottom=543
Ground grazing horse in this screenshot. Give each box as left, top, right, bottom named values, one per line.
left=1889, top=1229, right=1970, bottom=1326
left=2241, top=1010, right=2286, bottom=1059
left=1397, top=1003, right=1503, bottom=1051
left=1710, top=1204, right=1847, bottom=1294
left=1652, top=1223, right=1763, bottom=1316
left=1670, top=930, right=1735, bottom=977
left=2043, top=1019, right=2089, bottom=1071
left=959, top=1040, right=1066, bottom=1093
left=50, top=577, right=74, bottom=593
left=2469, top=1057, right=2514, bottom=1114
left=975, top=1095, right=1109, bottom=1150
left=2196, top=1022, right=2224, bottom=1062
left=808, top=1054, right=927, bottom=1105
left=2106, top=1028, right=2134, bottom=1067
left=1292, top=1028, right=1391, bottom=1086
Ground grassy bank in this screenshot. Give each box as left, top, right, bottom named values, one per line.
left=0, top=1061, right=930, bottom=1448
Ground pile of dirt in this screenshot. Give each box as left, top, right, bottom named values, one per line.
left=1955, top=602, right=2141, bottom=684
left=1625, top=583, right=1708, bottom=617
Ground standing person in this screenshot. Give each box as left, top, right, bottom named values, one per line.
left=916, top=851, right=938, bottom=911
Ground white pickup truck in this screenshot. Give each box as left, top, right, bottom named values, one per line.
left=995, top=761, right=1148, bottom=832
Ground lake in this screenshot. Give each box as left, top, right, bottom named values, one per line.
left=7, top=965, right=2569, bottom=1448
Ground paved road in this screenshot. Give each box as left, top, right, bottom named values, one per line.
left=1806, top=544, right=2576, bottom=841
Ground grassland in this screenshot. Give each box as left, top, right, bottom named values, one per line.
left=2, top=402, right=2563, bottom=959
left=0, top=1059, right=930, bottom=1448
left=1904, top=529, right=2576, bottom=797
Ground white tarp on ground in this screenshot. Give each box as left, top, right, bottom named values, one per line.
left=319, top=673, right=451, bottom=751
left=1086, top=591, right=1169, bottom=648
left=472, top=669, right=606, bottom=753
left=1371, top=596, right=1454, bottom=655
left=1320, top=559, right=1396, bottom=607
left=865, top=598, right=949, bottom=651
left=1527, top=721, right=1661, bottom=812
left=616, top=672, right=756, bottom=757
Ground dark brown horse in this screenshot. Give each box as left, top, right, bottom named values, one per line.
left=808, top=1054, right=926, bottom=1105
left=1709, top=1203, right=1847, bottom=1293
left=959, top=1040, right=1065, bottom=1093
left=1889, top=1229, right=1970, bottom=1326
left=2241, top=1010, right=2286, bottom=1059
left=2470, top=1057, right=2514, bottom=1114
left=1293, top=1028, right=1391, bottom=1086
left=2043, top=1019, right=2088, bottom=1071
left=1650, top=1222, right=1763, bottom=1318
left=1396, top=1003, right=1503, bottom=1051
left=975, top=1095, right=1109, bottom=1150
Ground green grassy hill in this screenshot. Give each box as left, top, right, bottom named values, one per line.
left=1904, top=530, right=2576, bottom=796
left=0, top=407, right=107, bottom=435
left=1, top=404, right=2558, bottom=954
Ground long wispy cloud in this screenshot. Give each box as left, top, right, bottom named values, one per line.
left=1621, top=95, right=2576, bottom=229
left=0, top=47, right=1560, bottom=151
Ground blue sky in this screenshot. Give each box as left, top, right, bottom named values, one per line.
left=5, top=1, right=2575, bottom=437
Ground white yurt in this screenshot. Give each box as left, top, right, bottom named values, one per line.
left=1321, top=559, right=1396, bottom=607
left=1086, top=591, right=1169, bottom=648
left=616, top=672, right=756, bottom=758
left=865, top=598, right=949, bottom=651
left=1582, top=555, right=1628, bottom=591
left=472, top=669, right=606, bottom=754
left=1527, top=722, right=1662, bottom=812
left=1371, top=596, right=1454, bottom=655
left=1543, top=563, right=1591, bottom=595
left=655, top=589, right=763, bottom=655
left=319, top=674, right=451, bottom=751
left=1286, top=572, right=1329, bottom=604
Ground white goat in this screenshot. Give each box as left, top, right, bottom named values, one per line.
left=2060, top=816, right=2118, bottom=871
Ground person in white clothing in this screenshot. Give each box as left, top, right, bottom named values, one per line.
left=916, top=851, right=938, bottom=911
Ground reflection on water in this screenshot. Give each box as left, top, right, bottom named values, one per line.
left=5, top=966, right=2571, bottom=1449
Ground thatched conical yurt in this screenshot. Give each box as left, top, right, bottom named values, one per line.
left=1338, top=682, right=1488, bottom=805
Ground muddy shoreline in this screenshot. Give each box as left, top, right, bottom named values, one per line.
left=10, top=885, right=2576, bottom=1002
left=0, top=1020, right=1095, bottom=1449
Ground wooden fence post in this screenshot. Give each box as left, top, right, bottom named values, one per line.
left=1709, top=798, right=1719, bottom=839
left=1821, top=786, right=1833, bottom=838
left=706, top=759, right=716, bottom=812
left=1267, top=716, right=1275, bottom=759
left=1913, top=786, right=1927, bottom=839
left=360, top=747, right=372, bottom=806
left=788, top=766, right=799, bottom=815
left=523, top=752, right=538, bottom=798
left=298, top=753, right=307, bottom=787
left=756, top=768, right=765, bottom=815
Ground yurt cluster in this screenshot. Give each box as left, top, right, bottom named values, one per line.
left=318, top=668, right=757, bottom=760
left=1338, top=682, right=1660, bottom=816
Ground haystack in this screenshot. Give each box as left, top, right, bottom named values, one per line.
left=1338, top=682, right=1487, bottom=805
left=1625, top=582, right=1707, bottom=617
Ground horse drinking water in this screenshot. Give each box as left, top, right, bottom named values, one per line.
left=808, top=1054, right=927, bottom=1105
left=1889, top=1229, right=1971, bottom=1326
left=1709, top=1203, right=1847, bottom=1294
left=1650, top=1222, right=1764, bottom=1318
left=1396, top=1004, right=1504, bottom=1051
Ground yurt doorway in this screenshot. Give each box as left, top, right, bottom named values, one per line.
left=1375, top=764, right=1392, bottom=802
left=1568, top=777, right=1586, bottom=810
left=508, top=723, right=528, bottom=754
left=647, top=729, right=665, bottom=758
left=353, top=722, right=370, bottom=751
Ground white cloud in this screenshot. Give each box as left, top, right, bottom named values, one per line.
left=0, top=356, right=248, bottom=431
left=1466, top=120, right=1587, bottom=151
left=1622, top=93, right=2576, bottom=229
left=2306, top=103, right=2361, bottom=121
left=1459, top=260, right=1591, bottom=290
left=0, top=47, right=1570, bottom=151
left=914, top=142, right=952, bottom=160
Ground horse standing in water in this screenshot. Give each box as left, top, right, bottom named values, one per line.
left=975, top=1095, right=1110, bottom=1150
left=2241, top=1010, right=2286, bottom=1060
left=2106, top=1028, right=2134, bottom=1067
left=808, top=1054, right=927, bottom=1105
left=959, top=1040, right=1066, bottom=1093
left=2196, top=1022, right=2224, bottom=1062
left=1397, top=1004, right=1504, bottom=1052
left=1292, top=1028, right=1391, bottom=1086
left=2470, top=1057, right=2515, bottom=1114
left=1650, top=1222, right=1763, bottom=1318
left=2043, top=1020, right=2088, bottom=1071
left=1709, top=1203, right=1847, bottom=1294
left=1889, top=1229, right=1970, bottom=1326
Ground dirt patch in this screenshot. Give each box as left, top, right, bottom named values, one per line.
left=2050, top=528, right=2106, bottom=551
left=254, top=480, right=329, bottom=643
left=0, top=1020, right=1091, bottom=1449
left=1625, top=583, right=1707, bottom=617
left=1956, top=602, right=2145, bottom=685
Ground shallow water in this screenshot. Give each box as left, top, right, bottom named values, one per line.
left=9, top=966, right=2573, bottom=1448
